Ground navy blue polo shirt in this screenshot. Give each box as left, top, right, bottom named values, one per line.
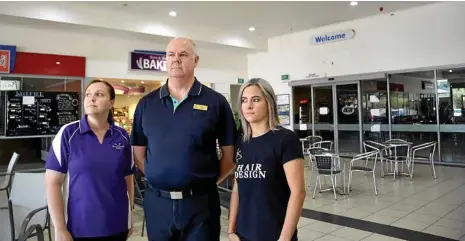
left=130, top=78, right=235, bottom=191
left=45, top=115, right=135, bottom=238
left=235, top=127, right=303, bottom=241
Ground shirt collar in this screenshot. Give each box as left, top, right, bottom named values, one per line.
left=80, top=114, right=115, bottom=135
left=159, top=77, right=203, bottom=99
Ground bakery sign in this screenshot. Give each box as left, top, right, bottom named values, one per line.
left=130, top=50, right=167, bottom=72
left=0, top=80, right=20, bottom=91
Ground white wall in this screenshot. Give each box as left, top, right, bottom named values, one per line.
left=248, top=1, right=465, bottom=127
left=0, top=16, right=249, bottom=101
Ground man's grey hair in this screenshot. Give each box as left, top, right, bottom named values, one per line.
left=170, top=37, right=198, bottom=57
left=238, top=78, right=280, bottom=142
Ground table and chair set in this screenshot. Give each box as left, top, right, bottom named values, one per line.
left=300, top=136, right=438, bottom=200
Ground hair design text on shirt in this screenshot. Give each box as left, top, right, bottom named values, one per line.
left=235, top=163, right=266, bottom=179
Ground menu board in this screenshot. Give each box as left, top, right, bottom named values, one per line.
left=5, top=91, right=80, bottom=137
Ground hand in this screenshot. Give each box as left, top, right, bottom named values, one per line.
left=229, top=233, right=241, bottom=241
left=55, top=228, right=73, bottom=241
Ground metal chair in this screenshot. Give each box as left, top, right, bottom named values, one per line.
left=348, top=151, right=379, bottom=196
left=306, top=147, right=329, bottom=191
left=410, top=142, right=437, bottom=180
left=311, top=140, right=333, bottom=150
left=0, top=153, right=20, bottom=199
left=363, top=141, right=388, bottom=177
left=303, top=136, right=323, bottom=151
left=0, top=172, right=51, bottom=241
left=312, top=153, right=341, bottom=200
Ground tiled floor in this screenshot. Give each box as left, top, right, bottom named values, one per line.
left=302, top=160, right=465, bottom=240
left=2, top=160, right=465, bottom=241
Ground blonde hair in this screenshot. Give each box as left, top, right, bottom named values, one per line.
left=238, top=78, right=280, bottom=142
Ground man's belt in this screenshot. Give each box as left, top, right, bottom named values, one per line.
left=148, top=183, right=214, bottom=200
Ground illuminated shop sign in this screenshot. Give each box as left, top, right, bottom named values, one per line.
left=130, top=50, right=167, bottom=72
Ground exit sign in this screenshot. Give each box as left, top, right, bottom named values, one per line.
left=281, top=74, right=290, bottom=81
left=237, top=78, right=244, bottom=84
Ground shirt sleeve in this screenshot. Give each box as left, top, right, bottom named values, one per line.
left=45, top=125, right=71, bottom=173
left=130, top=98, right=147, bottom=146
left=217, top=95, right=236, bottom=146
left=282, top=131, right=304, bottom=165
left=124, top=132, right=136, bottom=176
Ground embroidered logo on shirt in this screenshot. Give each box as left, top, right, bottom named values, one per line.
left=235, top=149, right=242, bottom=163
left=112, top=142, right=124, bottom=150
left=193, top=104, right=208, bottom=111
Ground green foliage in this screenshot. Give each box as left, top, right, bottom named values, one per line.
left=233, top=111, right=242, bottom=131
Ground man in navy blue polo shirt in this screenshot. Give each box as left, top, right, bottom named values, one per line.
left=130, top=37, right=236, bottom=241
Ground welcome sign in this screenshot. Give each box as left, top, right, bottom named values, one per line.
left=130, top=51, right=167, bottom=72
left=311, top=29, right=355, bottom=45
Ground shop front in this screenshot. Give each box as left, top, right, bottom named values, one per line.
left=0, top=45, right=85, bottom=171
left=87, top=78, right=163, bottom=134
left=291, top=67, right=465, bottom=166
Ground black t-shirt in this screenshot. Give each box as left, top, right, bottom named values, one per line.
left=235, top=127, right=304, bottom=241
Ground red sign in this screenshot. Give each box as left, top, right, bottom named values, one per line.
left=0, top=50, right=11, bottom=73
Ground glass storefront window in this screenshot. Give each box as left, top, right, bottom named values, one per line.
left=292, top=67, right=465, bottom=165
left=389, top=71, right=439, bottom=161
left=361, top=78, right=389, bottom=142
left=437, top=67, right=465, bottom=164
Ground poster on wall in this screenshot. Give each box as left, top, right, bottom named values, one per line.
left=276, top=94, right=290, bottom=125
left=5, top=91, right=80, bottom=137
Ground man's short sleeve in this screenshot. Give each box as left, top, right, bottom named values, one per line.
left=217, top=96, right=236, bottom=146
left=130, top=99, right=147, bottom=146
left=282, top=131, right=304, bottom=165
left=45, top=125, right=71, bottom=173
left=124, top=132, right=136, bottom=176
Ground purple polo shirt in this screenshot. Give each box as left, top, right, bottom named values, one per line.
left=45, top=115, right=134, bottom=238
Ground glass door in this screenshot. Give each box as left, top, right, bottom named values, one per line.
left=312, top=85, right=335, bottom=147
left=336, top=82, right=362, bottom=153
left=312, top=82, right=362, bottom=154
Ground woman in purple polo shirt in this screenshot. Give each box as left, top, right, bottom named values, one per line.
left=45, top=80, right=135, bottom=241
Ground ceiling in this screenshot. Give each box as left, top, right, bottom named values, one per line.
left=0, top=1, right=433, bottom=50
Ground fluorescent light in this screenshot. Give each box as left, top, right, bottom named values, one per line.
left=169, top=11, right=177, bottom=17
left=248, top=27, right=255, bottom=32
left=350, top=1, right=358, bottom=6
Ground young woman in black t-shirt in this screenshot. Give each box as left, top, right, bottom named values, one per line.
left=228, top=78, right=306, bottom=241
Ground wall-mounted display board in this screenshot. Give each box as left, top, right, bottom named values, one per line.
left=5, top=91, right=80, bottom=137
left=277, top=94, right=291, bottom=125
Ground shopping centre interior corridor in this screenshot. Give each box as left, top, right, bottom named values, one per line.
left=2, top=161, right=465, bottom=241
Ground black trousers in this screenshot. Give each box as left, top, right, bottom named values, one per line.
left=73, top=231, right=128, bottom=241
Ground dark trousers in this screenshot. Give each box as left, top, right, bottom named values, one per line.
left=73, top=231, right=128, bottom=241
left=144, top=186, right=221, bottom=241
